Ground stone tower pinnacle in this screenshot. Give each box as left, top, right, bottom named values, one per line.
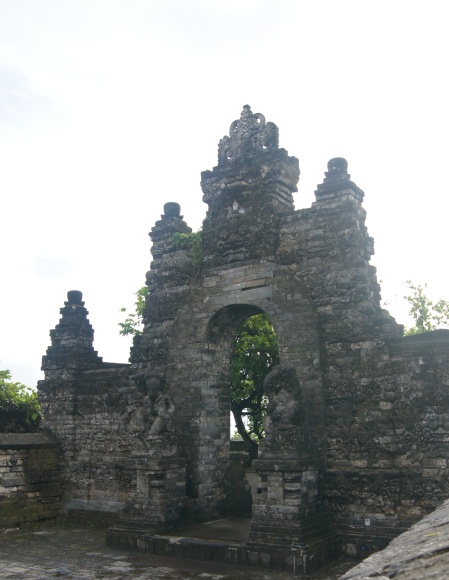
left=41, top=290, right=102, bottom=376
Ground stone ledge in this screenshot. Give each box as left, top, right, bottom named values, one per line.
left=106, top=528, right=315, bottom=573
left=0, top=433, right=58, bottom=449
left=389, top=329, right=449, bottom=354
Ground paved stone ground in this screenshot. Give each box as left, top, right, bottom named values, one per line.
left=0, top=524, right=355, bottom=579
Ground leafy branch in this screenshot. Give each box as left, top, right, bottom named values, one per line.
left=230, top=314, right=279, bottom=452
left=118, top=286, right=149, bottom=336
left=404, top=281, right=449, bottom=335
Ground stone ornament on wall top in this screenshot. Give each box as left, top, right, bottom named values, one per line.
left=218, top=104, right=279, bottom=164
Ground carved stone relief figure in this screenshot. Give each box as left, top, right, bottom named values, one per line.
left=260, top=365, right=302, bottom=458
left=147, top=377, right=175, bottom=438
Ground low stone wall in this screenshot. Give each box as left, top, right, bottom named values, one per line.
left=38, top=365, right=136, bottom=524
left=340, top=496, right=449, bottom=579
left=0, top=433, right=62, bottom=528
left=321, top=330, right=449, bottom=556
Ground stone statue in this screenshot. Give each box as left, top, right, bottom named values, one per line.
left=260, top=365, right=302, bottom=458
left=146, top=376, right=174, bottom=439
left=263, top=365, right=301, bottom=433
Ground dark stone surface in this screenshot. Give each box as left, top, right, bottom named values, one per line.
left=0, top=436, right=62, bottom=528
left=0, top=433, right=57, bottom=448
left=340, top=497, right=449, bottom=579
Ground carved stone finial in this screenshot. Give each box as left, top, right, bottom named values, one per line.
left=324, top=157, right=350, bottom=181
left=67, top=290, right=83, bottom=305
left=217, top=105, right=279, bottom=164
left=314, top=157, right=364, bottom=203
left=163, top=202, right=181, bottom=218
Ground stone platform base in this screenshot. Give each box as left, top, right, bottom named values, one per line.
left=106, top=517, right=335, bottom=574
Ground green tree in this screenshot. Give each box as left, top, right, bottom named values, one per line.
left=118, top=286, right=149, bottom=336
left=0, top=369, right=40, bottom=432
left=230, top=314, right=279, bottom=452
left=404, top=281, right=449, bottom=335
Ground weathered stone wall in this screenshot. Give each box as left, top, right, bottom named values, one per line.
left=324, top=331, right=449, bottom=556
left=38, top=291, right=147, bottom=524
left=0, top=433, right=62, bottom=528
left=340, top=496, right=449, bottom=579
left=40, top=366, right=138, bottom=516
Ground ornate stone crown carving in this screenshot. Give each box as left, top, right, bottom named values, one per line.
left=217, top=105, right=279, bottom=164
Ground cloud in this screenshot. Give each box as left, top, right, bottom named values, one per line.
left=32, top=256, right=73, bottom=279
left=0, top=66, right=65, bottom=139
left=143, top=0, right=285, bottom=51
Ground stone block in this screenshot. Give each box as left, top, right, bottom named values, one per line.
left=247, top=551, right=259, bottom=566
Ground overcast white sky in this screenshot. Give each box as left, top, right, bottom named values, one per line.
left=1, top=0, right=448, bottom=388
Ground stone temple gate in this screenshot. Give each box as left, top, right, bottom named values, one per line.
left=39, top=106, right=449, bottom=573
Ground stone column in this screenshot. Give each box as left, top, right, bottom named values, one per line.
left=106, top=380, right=188, bottom=545
left=247, top=366, right=337, bottom=572
left=106, top=443, right=187, bottom=547
left=130, top=202, right=193, bottom=368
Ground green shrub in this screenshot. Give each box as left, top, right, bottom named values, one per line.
left=0, top=369, right=41, bottom=432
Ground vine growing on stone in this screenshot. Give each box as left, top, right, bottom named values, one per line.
left=171, top=230, right=203, bottom=274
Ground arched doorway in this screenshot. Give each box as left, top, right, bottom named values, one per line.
left=228, top=311, right=280, bottom=515
left=164, top=265, right=326, bottom=524
left=205, top=305, right=271, bottom=516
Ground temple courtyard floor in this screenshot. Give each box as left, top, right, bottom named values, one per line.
left=0, top=522, right=355, bottom=579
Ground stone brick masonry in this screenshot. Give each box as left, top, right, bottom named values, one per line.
left=0, top=433, right=62, bottom=528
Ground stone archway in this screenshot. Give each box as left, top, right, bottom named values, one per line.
left=157, top=262, right=327, bottom=526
